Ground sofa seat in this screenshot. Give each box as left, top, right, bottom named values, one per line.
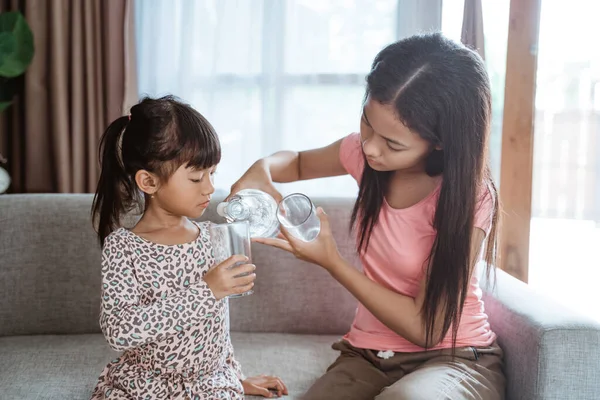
left=0, top=332, right=340, bottom=399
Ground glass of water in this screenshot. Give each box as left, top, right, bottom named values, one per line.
left=209, top=221, right=253, bottom=298
left=276, top=193, right=321, bottom=242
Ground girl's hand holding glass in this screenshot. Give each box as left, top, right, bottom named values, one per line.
left=202, top=255, right=256, bottom=300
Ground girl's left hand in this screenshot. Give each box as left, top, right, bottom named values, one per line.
left=242, top=375, right=288, bottom=398
left=253, top=207, right=342, bottom=271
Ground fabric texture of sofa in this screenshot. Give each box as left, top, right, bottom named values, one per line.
left=1, top=194, right=599, bottom=399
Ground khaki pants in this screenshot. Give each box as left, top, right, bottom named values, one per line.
left=303, top=340, right=505, bottom=400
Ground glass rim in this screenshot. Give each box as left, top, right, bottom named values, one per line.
left=209, top=220, right=251, bottom=240
left=277, top=192, right=315, bottom=227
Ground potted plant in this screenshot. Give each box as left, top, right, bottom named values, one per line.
left=0, top=10, right=34, bottom=193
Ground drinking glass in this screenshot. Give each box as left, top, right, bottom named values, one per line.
left=276, top=193, right=321, bottom=242
left=209, top=221, right=253, bottom=298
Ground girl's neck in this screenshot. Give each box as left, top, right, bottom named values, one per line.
left=134, top=204, right=190, bottom=232
left=391, top=167, right=428, bottom=182
left=386, top=170, right=442, bottom=210
left=130, top=205, right=200, bottom=246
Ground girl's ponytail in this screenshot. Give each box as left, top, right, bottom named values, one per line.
left=92, top=116, right=133, bottom=246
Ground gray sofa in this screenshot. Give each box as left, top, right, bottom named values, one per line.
left=1, top=194, right=599, bottom=400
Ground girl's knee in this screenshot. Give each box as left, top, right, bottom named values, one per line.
left=375, top=381, right=428, bottom=400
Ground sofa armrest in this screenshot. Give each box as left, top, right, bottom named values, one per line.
left=482, top=269, right=600, bottom=400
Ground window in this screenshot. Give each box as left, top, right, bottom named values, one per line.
left=529, top=0, right=600, bottom=320
left=136, top=0, right=442, bottom=197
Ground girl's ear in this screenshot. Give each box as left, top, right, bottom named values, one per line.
left=135, top=170, right=159, bottom=195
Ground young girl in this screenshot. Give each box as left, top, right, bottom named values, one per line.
left=90, top=96, right=287, bottom=399
left=232, top=34, right=505, bottom=399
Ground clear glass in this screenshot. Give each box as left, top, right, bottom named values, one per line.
left=209, top=221, right=253, bottom=298
left=277, top=193, right=321, bottom=242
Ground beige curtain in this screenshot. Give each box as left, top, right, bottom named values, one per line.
left=461, top=0, right=486, bottom=60
left=0, top=0, right=138, bottom=193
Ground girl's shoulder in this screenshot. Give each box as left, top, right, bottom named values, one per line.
left=101, top=229, right=135, bottom=265
left=474, top=180, right=496, bottom=232
left=339, top=132, right=364, bottom=181
left=190, top=220, right=213, bottom=247
left=191, top=220, right=212, bottom=236
left=191, top=220, right=212, bottom=228
left=102, top=228, right=130, bottom=250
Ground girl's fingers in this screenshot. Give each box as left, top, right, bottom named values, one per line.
left=316, top=207, right=332, bottom=233
left=261, top=380, right=281, bottom=397
left=272, top=378, right=286, bottom=395
left=278, top=225, right=292, bottom=241
left=252, top=237, right=294, bottom=253
left=254, top=385, right=272, bottom=398
left=228, top=263, right=256, bottom=276
left=219, top=255, right=249, bottom=269
left=233, top=272, right=256, bottom=286
left=264, top=377, right=286, bottom=395
left=233, top=281, right=254, bottom=295
left=278, top=225, right=304, bottom=249
left=277, top=378, right=288, bottom=394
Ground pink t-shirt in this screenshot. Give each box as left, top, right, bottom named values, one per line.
left=339, top=132, right=496, bottom=352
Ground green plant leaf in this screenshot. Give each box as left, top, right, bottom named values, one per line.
left=0, top=100, right=12, bottom=111
left=0, top=12, right=34, bottom=78
left=0, top=76, right=17, bottom=102
left=0, top=32, right=16, bottom=67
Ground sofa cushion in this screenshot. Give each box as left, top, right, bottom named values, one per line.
left=0, top=194, right=359, bottom=337
left=0, top=332, right=340, bottom=400
left=482, top=269, right=600, bottom=400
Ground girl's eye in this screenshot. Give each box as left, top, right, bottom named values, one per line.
left=190, top=179, right=201, bottom=183
left=387, top=145, right=404, bottom=152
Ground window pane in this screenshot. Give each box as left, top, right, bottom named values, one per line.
left=136, top=0, right=263, bottom=82
left=194, top=1, right=263, bottom=75
left=281, top=85, right=363, bottom=197
left=284, top=0, right=397, bottom=74
left=441, top=0, right=465, bottom=42
left=530, top=0, right=600, bottom=321
left=483, top=1, right=510, bottom=183
left=188, top=88, right=263, bottom=195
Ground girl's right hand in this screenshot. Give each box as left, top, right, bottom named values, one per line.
left=227, top=159, right=283, bottom=202
left=203, top=255, right=256, bottom=300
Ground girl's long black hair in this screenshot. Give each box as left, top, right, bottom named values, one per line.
left=351, top=33, right=499, bottom=348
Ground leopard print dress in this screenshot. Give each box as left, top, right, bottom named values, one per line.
left=90, top=221, right=244, bottom=400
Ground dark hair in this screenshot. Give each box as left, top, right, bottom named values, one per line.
left=92, top=95, right=221, bottom=246
left=350, top=33, right=499, bottom=348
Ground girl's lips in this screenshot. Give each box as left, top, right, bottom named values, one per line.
left=367, top=158, right=382, bottom=167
